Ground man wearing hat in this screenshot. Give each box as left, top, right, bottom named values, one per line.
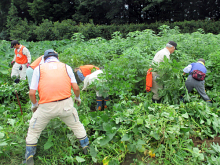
left=24, top=49, right=89, bottom=165
left=183, top=58, right=211, bottom=103
left=10, top=40, right=31, bottom=83
left=151, top=41, right=177, bottom=103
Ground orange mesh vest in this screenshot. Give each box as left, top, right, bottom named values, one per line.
left=30, top=55, right=43, bottom=69
left=80, top=65, right=99, bottom=77
left=15, top=45, right=28, bottom=64
left=38, top=62, right=71, bottom=104
left=146, top=68, right=153, bottom=92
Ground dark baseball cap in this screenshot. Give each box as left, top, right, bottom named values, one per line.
left=168, top=41, right=177, bottom=49
left=11, top=40, right=20, bottom=48
left=44, top=49, right=58, bottom=59
left=198, top=58, right=205, bottom=64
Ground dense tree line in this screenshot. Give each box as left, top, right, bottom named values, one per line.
left=0, top=0, right=219, bottom=40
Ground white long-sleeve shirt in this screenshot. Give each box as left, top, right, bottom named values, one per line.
left=183, top=64, right=192, bottom=73
left=82, top=70, right=103, bottom=90
left=152, top=48, right=170, bottom=64
left=13, top=45, right=31, bottom=63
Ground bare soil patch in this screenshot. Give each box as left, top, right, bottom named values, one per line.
left=192, top=136, right=220, bottom=147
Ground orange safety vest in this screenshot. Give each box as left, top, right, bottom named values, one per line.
left=146, top=68, right=153, bottom=92
left=80, top=65, right=99, bottom=77
left=15, top=45, right=28, bottom=64
left=30, top=55, right=43, bottom=69
left=38, top=62, right=71, bottom=104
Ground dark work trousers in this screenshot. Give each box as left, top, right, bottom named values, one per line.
left=185, top=76, right=210, bottom=101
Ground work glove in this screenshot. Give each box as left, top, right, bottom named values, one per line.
left=26, top=63, right=30, bottom=68
left=31, top=101, right=39, bottom=113
left=74, top=96, right=81, bottom=106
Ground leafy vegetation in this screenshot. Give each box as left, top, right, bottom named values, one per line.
left=0, top=26, right=220, bottom=164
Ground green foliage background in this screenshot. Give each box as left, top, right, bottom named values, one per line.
left=3, top=19, right=220, bottom=41
left=0, top=26, right=220, bottom=164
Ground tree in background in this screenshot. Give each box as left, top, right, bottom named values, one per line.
left=72, top=0, right=112, bottom=24
left=0, top=0, right=11, bottom=39
left=28, top=0, right=77, bottom=24
left=1, top=0, right=220, bottom=40
left=6, top=3, right=21, bottom=36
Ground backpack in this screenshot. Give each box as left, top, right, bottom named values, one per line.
left=191, top=70, right=206, bottom=81
left=146, top=68, right=153, bottom=92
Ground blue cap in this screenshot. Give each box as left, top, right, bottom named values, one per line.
left=44, top=49, right=58, bottom=59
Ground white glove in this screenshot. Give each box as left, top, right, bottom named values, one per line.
left=31, top=101, right=39, bottom=113
left=74, top=96, right=81, bottom=106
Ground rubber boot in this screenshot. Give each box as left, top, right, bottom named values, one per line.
left=206, top=100, right=212, bottom=103
left=180, top=95, right=185, bottom=103
left=104, top=96, right=110, bottom=109
left=23, top=144, right=37, bottom=165
left=96, top=96, right=103, bottom=111
left=79, top=136, right=89, bottom=155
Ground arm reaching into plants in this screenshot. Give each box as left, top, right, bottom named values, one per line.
left=29, top=89, right=38, bottom=112
left=183, top=64, right=192, bottom=74
left=72, top=83, right=81, bottom=106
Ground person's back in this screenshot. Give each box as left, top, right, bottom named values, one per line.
left=75, top=65, right=100, bottom=82
left=183, top=58, right=211, bottom=103
left=24, top=49, right=89, bottom=165
left=153, top=48, right=170, bottom=64
left=190, top=62, right=207, bottom=74
left=38, top=61, right=72, bottom=104
left=80, top=65, right=99, bottom=77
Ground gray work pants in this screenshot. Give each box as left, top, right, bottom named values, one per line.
left=151, top=72, right=163, bottom=100
left=185, top=76, right=210, bottom=101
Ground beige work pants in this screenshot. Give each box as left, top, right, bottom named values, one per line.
left=26, top=97, right=87, bottom=144
left=11, top=62, right=27, bottom=80
left=151, top=72, right=163, bottom=100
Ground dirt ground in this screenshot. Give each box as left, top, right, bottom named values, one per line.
left=120, top=136, right=220, bottom=165
left=192, top=136, right=220, bottom=148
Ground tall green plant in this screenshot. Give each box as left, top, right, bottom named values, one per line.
left=153, top=57, right=188, bottom=104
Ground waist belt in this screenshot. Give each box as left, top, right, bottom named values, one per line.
left=52, top=97, right=70, bottom=102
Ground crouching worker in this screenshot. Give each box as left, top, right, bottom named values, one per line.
left=74, top=65, right=99, bottom=82
left=23, top=49, right=89, bottom=165
left=26, top=55, right=44, bottom=112
left=82, top=69, right=109, bottom=110
left=183, top=58, right=211, bottom=103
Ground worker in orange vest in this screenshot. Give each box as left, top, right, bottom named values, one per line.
left=74, top=65, right=99, bottom=82
left=26, top=55, right=44, bottom=87
left=10, top=40, right=31, bottom=83
left=23, top=49, right=89, bottom=165
left=82, top=69, right=110, bottom=110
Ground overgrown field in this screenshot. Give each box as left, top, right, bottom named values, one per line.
left=0, top=26, right=220, bottom=165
